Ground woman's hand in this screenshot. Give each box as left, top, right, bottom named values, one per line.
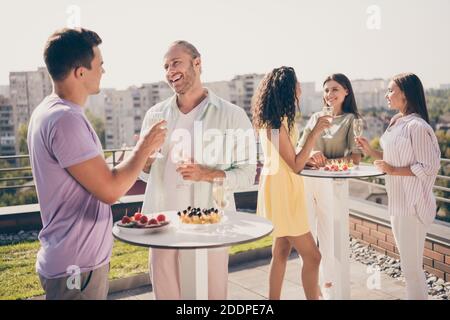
left=374, top=160, right=395, bottom=174
left=305, top=160, right=320, bottom=169
left=309, top=151, right=327, bottom=167
left=311, top=116, right=332, bottom=137
left=355, top=136, right=373, bottom=156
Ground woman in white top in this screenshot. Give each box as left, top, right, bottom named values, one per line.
left=298, top=73, right=362, bottom=299
left=356, top=73, right=441, bottom=300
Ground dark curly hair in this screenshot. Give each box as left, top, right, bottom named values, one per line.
left=252, top=66, right=299, bottom=133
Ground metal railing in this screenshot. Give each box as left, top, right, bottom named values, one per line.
left=348, top=158, right=450, bottom=204
left=1, top=150, right=449, bottom=203
left=0, top=148, right=132, bottom=191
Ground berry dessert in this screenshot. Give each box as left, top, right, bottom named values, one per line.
left=118, top=211, right=169, bottom=229
left=177, top=206, right=221, bottom=224
left=323, top=159, right=354, bottom=172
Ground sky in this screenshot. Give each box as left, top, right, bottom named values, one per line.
left=1, top=0, right=449, bottom=89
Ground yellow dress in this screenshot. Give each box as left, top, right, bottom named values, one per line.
left=256, top=121, right=309, bottom=238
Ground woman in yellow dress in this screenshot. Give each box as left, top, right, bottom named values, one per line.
left=252, top=66, right=332, bottom=300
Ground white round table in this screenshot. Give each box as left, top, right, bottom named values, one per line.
left=300, top=163, right=384, bottom=299
left=113, top=211, right=273, bottom=300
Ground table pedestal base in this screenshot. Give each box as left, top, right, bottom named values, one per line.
left=332, top=178, right=350, bottom=300
left=179, top=249, right=208, bottom=299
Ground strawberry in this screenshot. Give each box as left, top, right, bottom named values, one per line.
left=342, top=165, right=348, bottom=171
left=134, top=212, right=142, bottom=220
left=139, top=215, right=148, bottom=224
left=324, top=166, right=330, bottom=171
left=148, top=218, right=158, bottom=225
left=156, top=214, right=166, bottom=222
left=121, top=216, right=131, bottom=224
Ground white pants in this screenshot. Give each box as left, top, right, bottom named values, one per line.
left=304, top=177, right=335, bottom=286
left=150, top=247, right=229, bottom=300
left=390, top=215, right=429, bottom=300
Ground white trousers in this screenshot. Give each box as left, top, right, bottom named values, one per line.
left=304, top=177, right=335, bottom=286
left=150, top=247, right=229, bottom=300
left=390, top=215, right=429, bottom=300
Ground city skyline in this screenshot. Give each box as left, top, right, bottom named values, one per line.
left=1, top=0, right=449, bottom=90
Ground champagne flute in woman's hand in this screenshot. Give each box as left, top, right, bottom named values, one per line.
left=322, top=106, right=334, bottom=139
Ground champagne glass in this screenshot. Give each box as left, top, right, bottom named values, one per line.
left=174, top=147, right=192, bottom=189
left=353, top=118, right=364, bottom=139
left=353, top=118, right=364, bottom=169
left=322, top=106, right=334, bottom=139
left=148, top=111, right=166, bottom=158
left=212, top=177, right=230, bottom=218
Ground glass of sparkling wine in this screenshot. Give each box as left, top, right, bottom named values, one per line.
left=212, top=177, right=230, bottom=218
left=148, top=111, right=166, bottom=158
left=353, top=118, right=364, bottom=169
left=353, top=118, right=364, bottom=139
left=322, top=106, right=334, bottom=139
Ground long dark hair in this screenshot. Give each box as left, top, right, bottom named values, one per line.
left=392, top=73, right=430, bottom=124
left=252, top=66, right=299, bottom=133
left=323, top=73, right=360, bottom=117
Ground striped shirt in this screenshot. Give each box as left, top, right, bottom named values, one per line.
left=380, top=113, right=441, bottom=225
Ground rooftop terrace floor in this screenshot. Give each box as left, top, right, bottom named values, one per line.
left=108, top=255, right=434, bottom=300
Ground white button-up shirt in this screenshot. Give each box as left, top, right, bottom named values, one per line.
left=380, top=113, right=441, bottom=225
left=139, top=88, right=257, bottom=214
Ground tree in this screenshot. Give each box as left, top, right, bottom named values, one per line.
left=17, top=123, right=28, bottom=155
left=85, top=109, right=106, bottom=148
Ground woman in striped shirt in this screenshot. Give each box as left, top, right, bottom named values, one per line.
left=356, top=73, right=441, bottom=300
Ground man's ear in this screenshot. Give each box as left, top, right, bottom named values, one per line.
left=74, top=66, right=84, bottom=79
left=194, top=57, right=201, bottom=68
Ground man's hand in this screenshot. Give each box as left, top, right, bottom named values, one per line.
left=176, top=161, right=224, bottom=182
left=138, top=120, right=167, bottom=157
left=134, top=134, right=156, bottom=173
left=374, top=160, right=395, bottom=174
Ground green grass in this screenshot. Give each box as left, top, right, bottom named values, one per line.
left=0, top=236, right=272, bottom=300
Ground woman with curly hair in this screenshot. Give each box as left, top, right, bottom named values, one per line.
left=253, top=66, right=331, bottom=300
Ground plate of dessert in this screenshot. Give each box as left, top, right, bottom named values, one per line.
left=116, top=211, right=170, bottom=235
left=320, top=159, right=354, bottom=175
left=177, top=206, right=227, bottom=230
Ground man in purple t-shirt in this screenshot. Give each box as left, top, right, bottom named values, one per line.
left=27, top=28, right=167, bottom=300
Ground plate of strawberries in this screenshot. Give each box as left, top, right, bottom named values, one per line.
left=321, top=159, right=354, bottom=174
left=116, top=211, right=170, bottom=235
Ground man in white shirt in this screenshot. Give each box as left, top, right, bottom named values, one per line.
left=139, top=40, right=256, bottom=299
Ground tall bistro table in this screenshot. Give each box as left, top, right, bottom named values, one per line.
left=300, top=164, right=384, bottom=299
left=113, top=210, right=273, bottom=300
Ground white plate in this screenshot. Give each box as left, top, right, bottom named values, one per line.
left=115, top=221, right=171, bottom=235
left=179, top=215, right=228, bottom=230
left=319, top=168, right=352, bottom=175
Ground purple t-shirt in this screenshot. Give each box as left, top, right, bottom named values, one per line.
left=28, top=94, right=113, bottom=279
